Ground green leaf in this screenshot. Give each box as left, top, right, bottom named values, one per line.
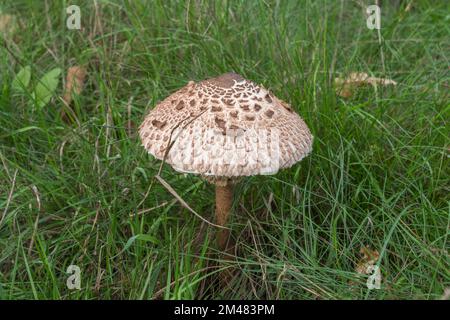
left=11, top=65, right=31, bottom=92
left=123, top=234, right=158, bottom=251
left=32, top=68, right=61, bottom=109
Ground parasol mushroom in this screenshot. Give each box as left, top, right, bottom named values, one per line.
left=139, top=72, right=313, bottom=251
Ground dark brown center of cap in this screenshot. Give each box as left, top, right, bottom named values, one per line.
left=205, top=72, right=244, bottom=88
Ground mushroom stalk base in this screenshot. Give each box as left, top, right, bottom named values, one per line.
left=215, top=184, right=233, bottom=250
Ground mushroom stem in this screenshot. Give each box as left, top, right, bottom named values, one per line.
left=215, top=184, right=233, bottom=250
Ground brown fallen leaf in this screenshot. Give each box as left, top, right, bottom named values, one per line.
left=405, top=1, right=414, bottom=13
left=62, top=66, right=87, bottom=104
left=335, top=72, right=397, bottom=98
left=355, top=246, right=380, bottom=275
left=61, top=66, right=87, bottom=123
left=0, top=13, right=18, bottom=36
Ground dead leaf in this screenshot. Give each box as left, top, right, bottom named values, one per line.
left=0, top=13, right=18, bottom=35
left=355, top=246, right=380, bottom=275
left=62, top=66, right=86, bottom=104
left=335, top=72, right=397, bottom=98
left=61, top=66, right=87, bottom=123
left=405, top=1, right=413, bottom=13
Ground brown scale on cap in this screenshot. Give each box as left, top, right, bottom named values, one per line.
left=222, top=98, right=234, bottom=106
left=151, top=119, right=167, bottom=129
left=175, top=101, right=184, bottom=110
left=240, top=104, right=250, bottom=111
left=139, top=72, right=313, bottom=178
left=214, top=116, right=226, bottom=131
left=204, top=73, right=245, bottom=88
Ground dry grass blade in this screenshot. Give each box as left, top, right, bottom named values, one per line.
left=129, top=201, right=171, bottom=217
left=0, top=169, right=18, bottom=227
left=79, top=202, right=101, bottom=261
left=126, top=96, right=134, bottom=137
left=28, top=185, right=42, bottom=255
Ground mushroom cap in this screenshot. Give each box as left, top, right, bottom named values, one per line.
left=139, top=73, right=313, bottom=178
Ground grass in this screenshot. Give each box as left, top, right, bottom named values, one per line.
left=0, top=0, right=449, bottom=300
